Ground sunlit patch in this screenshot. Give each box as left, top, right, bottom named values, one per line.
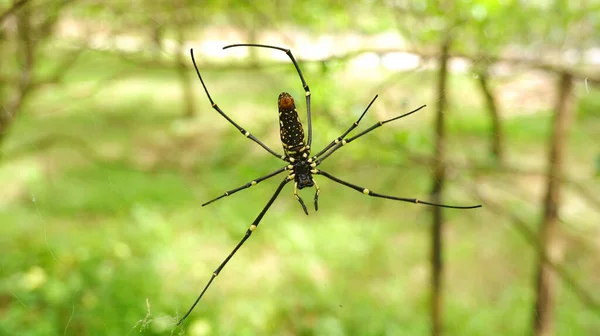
left=149, top=313, right=173, bottom=333
left=22, top=266, right=47, bottom=291
left=189, top=319, right=212, bottom=336
left=113, top=241, right=132, bottom=259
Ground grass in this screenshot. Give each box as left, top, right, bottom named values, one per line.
left=1, top=47, right=599, bottom=335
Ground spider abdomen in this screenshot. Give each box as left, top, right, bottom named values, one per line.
left=278, top=92, right=307, bottom=157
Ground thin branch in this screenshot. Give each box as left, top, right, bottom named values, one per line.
left=85, top=45, right=600, bottom=89
left=1, top=1, right=33, bottom=142
left=469, top=181, right=600, bottom=316
left=432, top=156, right=600, bottom=212
left=0, top=0, right=29, bottom=25
left=355, top=152, right=600, bottom=215
left=32, top=46, right=86, bottom=88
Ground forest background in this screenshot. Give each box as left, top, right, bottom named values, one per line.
left=1, top=0, right=599, bottom=335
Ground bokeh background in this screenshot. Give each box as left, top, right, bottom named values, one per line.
left=1, top=1, right=599, bottom=335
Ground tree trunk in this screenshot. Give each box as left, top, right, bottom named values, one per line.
left=247, top=23, right=259, bottom=69
left=175, top=26, right=195, bottom=118
left=151, top=23, right=163, bottom=61
left=475, top=67, right=504, bottom=163
left=0, top=1, right=33, bottom=147
left=1, top=1, right=75, bottom=152
left=430, top=36, right=451, bottom=336
left=0, top=0, right=29, bottom=24
left=532, top=72, right=573, bottom=336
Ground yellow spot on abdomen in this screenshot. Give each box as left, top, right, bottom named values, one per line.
left=363, top=189, right=370, bottom=195
left=250, top=224, right=257, bottom=231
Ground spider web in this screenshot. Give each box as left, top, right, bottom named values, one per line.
left=4, top=3, right=600, bottom=335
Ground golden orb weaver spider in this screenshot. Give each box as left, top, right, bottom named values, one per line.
left=178, top=44, right=481, bottom=325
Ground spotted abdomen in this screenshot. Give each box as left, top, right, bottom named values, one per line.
left=278, top=92, right=306, bottom=157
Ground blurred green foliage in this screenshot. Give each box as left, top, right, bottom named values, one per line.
left=1, top=0, right=599, bottom=335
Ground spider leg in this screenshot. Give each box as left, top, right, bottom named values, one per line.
left=312, top=178, right=320, bottom=211
left=202, top=166, right=288, bottom=206
left=190, top=49, right=285, bottom=161
left=293, top=182, right=309, bottom=215
left=316, top=169, right=481, bottom=209
left=178, top=177, right=291, bottom=325
left=315, top=105, right=426, bottom=165
left=313, top=95, right=379, bottom=158
left=223, top=44, right=313, bottom=148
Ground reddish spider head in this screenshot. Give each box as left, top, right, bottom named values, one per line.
left=278, top=92, right=295, bottom=112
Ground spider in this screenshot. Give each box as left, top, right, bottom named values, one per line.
left=178, top=44, right=481, bottom=325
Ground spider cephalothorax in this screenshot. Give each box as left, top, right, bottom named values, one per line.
left=287, top=151, right=317, bottom=214
left=289, top=158, right=315, bottom=190
left=178, top=44, right=482, bottom=325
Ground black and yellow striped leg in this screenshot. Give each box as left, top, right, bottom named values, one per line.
left=202, top=166, right=288, bottom=206
left=178, top=177, right=291, bottom=326
left=313, top=95, right=379, bottom=158
left=190, top=49, right=285, bottom=161
left=312, top=178, right=320, bottom=211
left=293, top=182, right=309, bottom=215
left=223, top=44, right=313, bottom=147
left=316, top=170, right=482, bottom=209
left=315, top=105, right=427, bottom=165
